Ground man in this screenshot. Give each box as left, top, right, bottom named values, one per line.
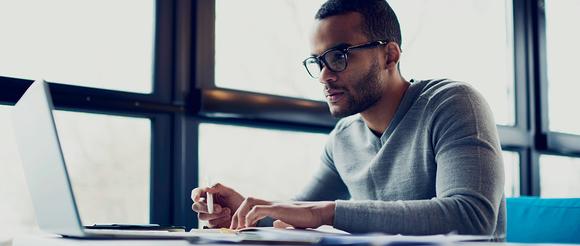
left=192, top=0, right=505, bottom=237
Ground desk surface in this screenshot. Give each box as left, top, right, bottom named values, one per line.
left=12, top=234, right=579, bottom=246
left=13, top=235, right=191, bottom=246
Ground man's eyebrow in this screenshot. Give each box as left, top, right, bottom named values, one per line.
left=311, top=42, right=351, bottom=56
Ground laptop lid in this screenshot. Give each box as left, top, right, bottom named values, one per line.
left=11, top=80, right=85, bottom=237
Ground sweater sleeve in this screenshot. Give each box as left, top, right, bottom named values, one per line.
left=333, top=84, right=505, bottom=236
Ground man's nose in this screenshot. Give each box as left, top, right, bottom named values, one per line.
left=319, top=66, right=338, bottom=85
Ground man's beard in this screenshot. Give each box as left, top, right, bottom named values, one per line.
left=330, top=59, right=383, bottom=118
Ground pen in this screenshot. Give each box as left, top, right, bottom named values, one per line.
left=206, top=177, right=214, bottom=214
left=206, top=191, right=214, bottom=214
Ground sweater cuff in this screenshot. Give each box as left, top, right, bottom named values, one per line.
left=333, top=200, right=358, bottom=232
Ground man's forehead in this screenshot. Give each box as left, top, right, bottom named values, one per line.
left=310, top=12, right=368, bottom=55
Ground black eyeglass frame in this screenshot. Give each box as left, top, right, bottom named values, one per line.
left=302, top=40, right=389, bottom=79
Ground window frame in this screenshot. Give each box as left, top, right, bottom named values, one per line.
left=534, top=0, right=580, bottom=156
left=0, top=0, right=181, bottom=227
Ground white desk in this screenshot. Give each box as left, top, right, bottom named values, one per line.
left=13, top=235, right=192, bottom=246
left=12, top=234, right=579, bottom=246
left=12, top=234, right=273, bottom=246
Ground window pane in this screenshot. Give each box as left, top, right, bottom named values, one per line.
left=53, top=111, right=151, bottom=225
left=215, top=0, right=326, bottom=101
left=545, top=1, right=580, bottom=135
left=539, top=155, right=580, bottom=198
left=502, top=151, right=520, bottom=197
left=0, top=106, right=38, bottom=237
left=0, top=0, right=155, bottom=93
left=198, top=124, right=327, bottom=202
left=389, top=0, right=515, bottom=126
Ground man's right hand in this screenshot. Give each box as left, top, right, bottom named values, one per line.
left=191, top=183, right=245, bottom=228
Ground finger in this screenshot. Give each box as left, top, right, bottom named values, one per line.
left=200, top=207, right=229, bottom=222
left=192, top=201, right=208, bottom=213
left=230, top=202, right=243, bottom=230
left=237, top=207, right=246, bottom=229
left=230, top=200, right=246, bottom=229
left=229, top=210, right=239, bottom=229
left=191, top=187, right=209, bottom=202
left=273, top=220, right=293, bottom=229
left=193, top=201, right=223, bottom=214
left=207, top=208, right=231, bottom=228
left=198, top=204, right=226, bottom=220
left=236, top=200, right=253, bottom=229
left=206, top=182, right=228, bottom=194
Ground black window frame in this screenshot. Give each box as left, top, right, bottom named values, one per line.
left=0, top=0, right=181, bottom=227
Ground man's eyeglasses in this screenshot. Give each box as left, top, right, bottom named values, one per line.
left=302, top=40, right=388, bottom=79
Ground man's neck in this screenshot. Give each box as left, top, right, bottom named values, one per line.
left=360, top=77, right=410, bottom=136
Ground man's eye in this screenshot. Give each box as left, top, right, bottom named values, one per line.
left=333, top=52, right=345, bottom=60
left=327, top=51, right=345, bottom=63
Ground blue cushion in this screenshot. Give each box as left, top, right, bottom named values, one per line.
left=507, top=197, right=580, bottom=244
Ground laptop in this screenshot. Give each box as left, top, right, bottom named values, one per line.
left=10, top=80, right=209, bottom=239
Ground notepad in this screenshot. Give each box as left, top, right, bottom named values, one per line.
left=188, top=226, right=349, bottom=244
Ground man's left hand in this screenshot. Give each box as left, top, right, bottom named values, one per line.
left=230, top=199, right=336, bottom=230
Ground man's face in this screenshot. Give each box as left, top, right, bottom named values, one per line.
left=310, top=12, right=384, bottom=118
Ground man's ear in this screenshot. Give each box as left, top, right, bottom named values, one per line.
left=384, top=42, right=401, bottom=71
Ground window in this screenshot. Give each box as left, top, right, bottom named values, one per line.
left=389, top=0, right=515, bottom=126
left=215, top=0, right=326, bottom=100
left=545, top=0, right=580, bottom=135
left=502, top=151, right=520, bottom=197
left=0, top=0, right=155, bottom=93
left=539, top=155, right=580, bottom=198
left=53, top=111, right=151, bottom=225
left=198, top=123, right=327, bottom=201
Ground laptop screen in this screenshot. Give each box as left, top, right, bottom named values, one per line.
left=11, top=80, right=85, bottom=237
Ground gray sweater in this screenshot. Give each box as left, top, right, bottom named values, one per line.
left=296, top=79, right=505, bottom=238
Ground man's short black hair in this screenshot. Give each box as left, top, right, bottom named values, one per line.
left=315, top=0, right=402, bottom=48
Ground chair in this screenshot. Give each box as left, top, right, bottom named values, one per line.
left=507, top=197, right=580, bottom=244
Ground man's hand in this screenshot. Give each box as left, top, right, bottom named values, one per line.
left=230, top=197, right=272, bottom=229
left=232, top=200, right=336, bottom=230
left=191, top=183, right=245, bottom=228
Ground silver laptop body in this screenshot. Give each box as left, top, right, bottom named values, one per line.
left=11, top=80, right=198, bottom=239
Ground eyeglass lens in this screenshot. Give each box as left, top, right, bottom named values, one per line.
left=304, top=50, right=348, bottom=78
